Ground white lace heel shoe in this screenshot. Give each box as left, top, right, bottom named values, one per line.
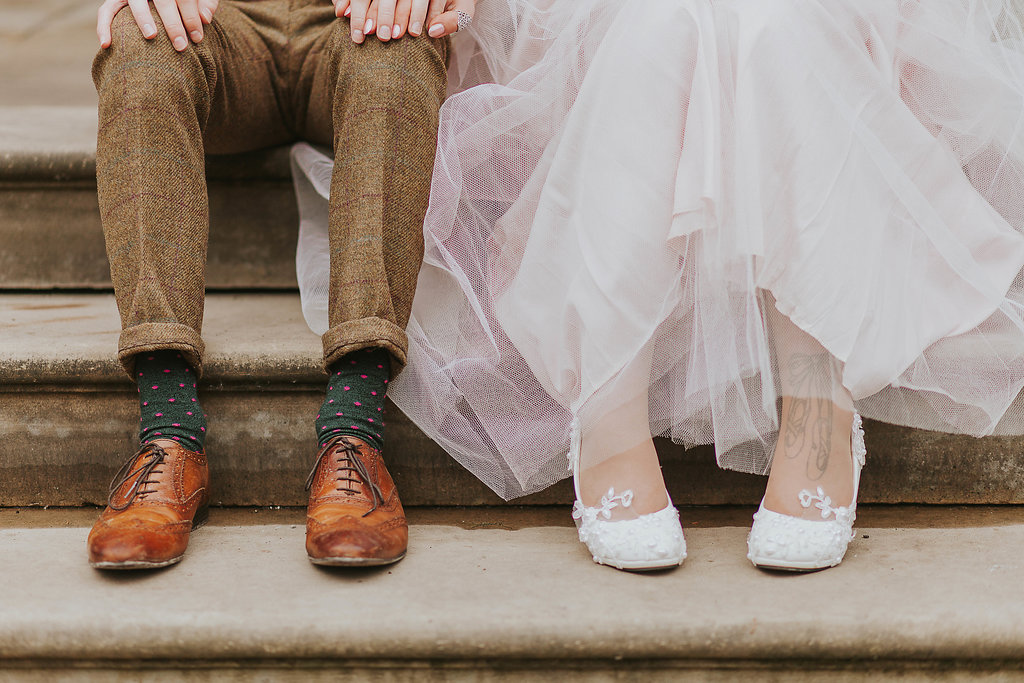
left=747, top=412, right=866, bottom=571
left=568, top=423, right=687, bottom=571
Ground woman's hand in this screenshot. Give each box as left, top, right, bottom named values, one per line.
left=334, top=0, right=474, bottom=43
left=97, top=0, right=220, bottom=50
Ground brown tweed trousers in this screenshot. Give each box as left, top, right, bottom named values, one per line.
left=93, top=0, right=448, bottom=378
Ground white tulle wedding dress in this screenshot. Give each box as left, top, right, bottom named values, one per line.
left=292, top=0, right=1024, bottom=501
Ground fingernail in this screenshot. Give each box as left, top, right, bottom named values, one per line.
left=378, top=24, right=391, bottom=40
left=410, top=21, right=422, bottom=35
left=393, top=23, right=401, bottom=37
left=143, top=23, right=156, bottom=37
left=190, top=30, right=203, bottom=42
left=200, top=8, right=212, bottom=22
left=344, top=6, right=351, bottom=16
left=352, top=29, right=363, bottom=42
left=428, top=23, right=444, bottom=37
left=364, top=18, right=374, bottom=34
left=173, top=36, right=188, bottom=50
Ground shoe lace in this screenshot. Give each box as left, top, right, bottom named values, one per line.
left=107, top=443, right=168, bottom=510
left=305, top=437, right=385, bottom=517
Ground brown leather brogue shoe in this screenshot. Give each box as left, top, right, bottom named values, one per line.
left=305, top=436, right=408, bottom=566
left=88, top=441, right=210, bottom=570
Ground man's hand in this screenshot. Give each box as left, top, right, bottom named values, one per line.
left=98, top=0, right=220, bottom=51
left=333, top=0, right=473, bottom=44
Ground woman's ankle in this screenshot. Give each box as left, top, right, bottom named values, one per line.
left=577, top=437, right=670, bottom=516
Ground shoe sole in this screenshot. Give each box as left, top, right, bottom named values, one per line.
left=749, top=557, right=839, bottom=572
left=308, top=552, right=406, bottom=567
left=88, top=506, right=208, bottom=571
left=596, top=556, right=687, bottom=572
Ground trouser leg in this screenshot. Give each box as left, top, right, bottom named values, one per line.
left=295, top=9, right=449, bottom=375
left=93, top=1, right=292, bottom=377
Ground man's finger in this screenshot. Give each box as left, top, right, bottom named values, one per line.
left=152, top=0, right=189, bottom=50
left=348, top=0, right=371, bottom=43
left=125, top=0, right=159, bottom=41
left=407, top=0, right=429, bottom=36
left=97, top=0, right=130, bottom=48
left=374, top=0, right=396, bottom=40
left=177, top=0, right=205, bottom=43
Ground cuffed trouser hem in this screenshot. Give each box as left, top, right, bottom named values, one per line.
left=321, top=317, right=408, bottom=377
left=118, top=323, right=206, bottom=379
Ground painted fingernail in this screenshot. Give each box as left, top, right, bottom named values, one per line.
left=428, top=23, right=444, bottom=37
left=344, top=6, right=351, bottom=16
left=190, top=30, right=203, bottom=42
left=352, top=29, right=363, bottom=42
left=364, top=18, right=374, bottom=34
left=173, top=36, right=188, bottom=50
left=143, top=23, right=156, bottom=37
left=393, top=23, right=401, bottom=36
left=410, top=21, right=422, bottom=35
left=378, top=24, right=391, bottom=40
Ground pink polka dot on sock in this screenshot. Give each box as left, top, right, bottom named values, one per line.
left=191, top=398, right=196, bottom=402
left=329, top=387, right=333, bottom=391
left=185, top=368, right=190, bottom=373
left=368, top=418, right=374, bottom=423
left=344, top=386, right=350, bottom=391
left=190, top=436, right=196, bottom=440
left=143, top=402, right=148, bottom=406
left=179, top=383, right=185, bottom=387
left=377, top=365, right=383, bottom=369
left=351, top=425, right=358, bottom=429
left=172, top=436, right=180, bottom=441
left=322, top=426, right=327, bottom=430
left=152, top=385, right=159, bottom=390
left=186, top=412, right=193, bottom=415
left=328, top=399, right=334, bottom=404
left=155, top=413, right=163, bottom=417
left=163, top=369, right=171, bottom=373
left=168, top=398, right=175, bottom=402
left=172, top=423, right=180, bottom=427
left=354, top=402, right=361, bottom=406
left=383, top=379, right=388, bottom=384
left=336, top=412, right=343, bottom=416
left=377, top=407, right=382, bottom=411
left=200, top=427, right=205, bottom=432
left=360, top=375, right=367, bottom=379
left=138, top=372, right=143, bottom=377
left=371, top=391, right=377, bottom=396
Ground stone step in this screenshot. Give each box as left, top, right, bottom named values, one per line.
left=0, top=106, right=299, bottom=289
left=3, top=291, right=1024, bottom=507
left=1, top=506, right=1023, bottom=680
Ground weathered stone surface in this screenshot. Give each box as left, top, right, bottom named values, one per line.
left=4, top=293, right=1024, bottom=506
left=0, top=108, right=299, bottom=289
left=0, top=516, right=1023, bottom=678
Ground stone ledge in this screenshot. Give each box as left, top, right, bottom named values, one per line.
left=0, top=106, right=293, bottom=182
left=0, top=520, right=1023, bottom=677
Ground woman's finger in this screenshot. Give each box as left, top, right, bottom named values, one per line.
left=348, top=0, right=371, bottom=42
left=334, top=0, right=351, bottom=18
left=427, top=0, right=473, bottom=38
left=392, top=0, right=412, bottom=38
left=424, top=0, right=446, bottom=28
left=374, top=0, right=396, bottom=40
left=407, top=0, right=429, bottom=36
left=177, top=0, right=205, bottom=43
left=125, top=0, right=159, bottom=40
left=152, top=0, right=189, bottom=50
left=197, top=0, right=218, bottom=24
left=97, top=0, right=130, bottom=48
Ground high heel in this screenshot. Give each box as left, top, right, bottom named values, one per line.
left=747, top=412, right=866, bottom=571
left=568, top=421, right=687, bottom=571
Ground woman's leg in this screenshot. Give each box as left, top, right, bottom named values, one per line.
left=763, top=300, right=856, bottom=518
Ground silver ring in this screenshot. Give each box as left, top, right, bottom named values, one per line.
left=456, top=10, right=472, bottom=32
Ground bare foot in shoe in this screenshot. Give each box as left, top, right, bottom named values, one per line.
left=577, top=434, right=670, bottom=517
left=762, top=396, right=854, bottom=520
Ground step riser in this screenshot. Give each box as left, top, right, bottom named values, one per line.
left=4, top=386, right=1023, bottom=506
left=0, top=182, right=299, bottom=289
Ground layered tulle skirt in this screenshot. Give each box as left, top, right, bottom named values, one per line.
left=293, top=0, right=1024, bottom=499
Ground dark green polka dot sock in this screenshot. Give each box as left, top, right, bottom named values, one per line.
left=316, top=348, right=390, bottom=451
left=136, top=350, right=207, bottom=450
